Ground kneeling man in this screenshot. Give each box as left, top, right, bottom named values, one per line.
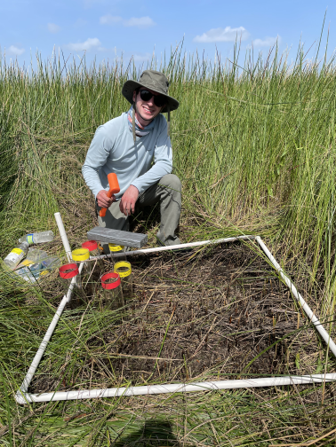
left=82, top=70, right=181, bottom=247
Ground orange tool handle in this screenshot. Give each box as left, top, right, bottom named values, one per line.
left=99, top=173, right=120, bottom=217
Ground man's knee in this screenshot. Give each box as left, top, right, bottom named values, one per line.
left=160, top=174, right=181, bottom=195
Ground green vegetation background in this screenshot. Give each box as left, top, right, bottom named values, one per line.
left=1, top=39, right=336, bottom=445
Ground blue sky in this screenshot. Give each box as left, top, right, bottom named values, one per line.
left=1, top=0, right=335, bottom=71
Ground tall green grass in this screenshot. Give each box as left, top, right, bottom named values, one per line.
left=2, top=44, right=336, bottom=284
left=2, top=40, right=336, bottom=445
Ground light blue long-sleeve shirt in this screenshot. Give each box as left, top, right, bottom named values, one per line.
left=82, top=112, right=173, bottom=199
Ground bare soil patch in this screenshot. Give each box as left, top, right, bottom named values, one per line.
left=30, top=241, right=320, bottom=393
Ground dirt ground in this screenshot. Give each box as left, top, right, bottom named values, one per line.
left=30, top=240, right=321, bottom=393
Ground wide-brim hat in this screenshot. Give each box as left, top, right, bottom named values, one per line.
left=122, top=70, right=179, bottom=113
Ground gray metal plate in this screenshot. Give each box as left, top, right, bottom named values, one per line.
left=87, top=227, right=148, bottom=248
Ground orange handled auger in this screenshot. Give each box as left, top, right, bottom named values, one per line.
left=99, top=173, right=120, bottom=217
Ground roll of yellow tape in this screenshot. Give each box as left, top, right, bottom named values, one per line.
left=72, top=248, right=90, bottom=262
left=114, top=261, right=132, bottom=278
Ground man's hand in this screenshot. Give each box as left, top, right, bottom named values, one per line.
left=96, top=189, right=116, bottom=208
left=119, top=185, right=139, bottom=216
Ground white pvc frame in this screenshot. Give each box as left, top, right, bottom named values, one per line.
left=15, top=215, right=336, bottom=404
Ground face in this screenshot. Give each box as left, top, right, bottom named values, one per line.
left=132, top=88, right=165, bottom=127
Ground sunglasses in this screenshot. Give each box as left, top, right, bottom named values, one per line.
left=139, top=89, right=166, bottom=108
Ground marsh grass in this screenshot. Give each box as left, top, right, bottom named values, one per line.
left=2, top=39, right=336, bottom=445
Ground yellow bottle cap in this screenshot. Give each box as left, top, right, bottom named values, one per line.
left=72, top=248, right=90, bottom=262
left=12, top=248, right=24, bottom=255
left=114, top=261, right=132, bottom=277
left=109, top=244, right=124, bottom=252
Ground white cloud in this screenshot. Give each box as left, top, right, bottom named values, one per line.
left=124, top=16, right=155, bottom=28
left=100, top=14, right=155, bottom=28
left=7, top=45, right=25, bottom=56
left=194, top=26, right=249, bottom=43
left=252, top=36, right=281, bottom=47
left=66, top=38, right=101, bottom=51
left=48, top=22, right=60, bottom=33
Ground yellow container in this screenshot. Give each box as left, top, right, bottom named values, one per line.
left=114, top=261, right=133, bottom=298
left=108, top=244, right=124, bottom=252
left=109, top=243, right=126, bottom=264
left=71, top=248, right=90, bottom=300
left=72, top=248, right=90, bottom=263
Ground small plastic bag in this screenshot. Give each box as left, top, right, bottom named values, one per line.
left=15, top=252, right=61, bottom=283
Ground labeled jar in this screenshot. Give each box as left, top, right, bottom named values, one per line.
left=72, top=247, right=90, bottom=277
left=109, top=243, right=126, bottom=263
left=71, top=248, right=90, bottom=302
left=82, top=240, right=103, bottom=275
left=114, top=261, right=133, bottom=299
left=59, top=263, right=79, bottom=303
left=100, top=272, right=124, bottom=310
left=4, top=242, right=29, bottom=270
left=72, top=247, right=90, bottom=265
left=59, top=263, right=79, bottom=280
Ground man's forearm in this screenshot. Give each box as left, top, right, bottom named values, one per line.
left=82, top=164, right=104, bottom=198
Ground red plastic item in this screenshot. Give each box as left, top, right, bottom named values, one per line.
left=59, top=263, right=79, bottom=279
left=82, top=240, right=98, bottom=252
left=101, top=272, right=121, bottom=290
left=99, top=173, right=120, bottom=218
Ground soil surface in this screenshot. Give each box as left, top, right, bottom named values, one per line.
left=30, top=241, right=319, bottom=393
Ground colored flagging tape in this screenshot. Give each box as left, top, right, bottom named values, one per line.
left=72, top=248, right=90, bottom=262
left=109, top=244, right=124, bottom=252
left=82, top=240, right=98, bottom=252
left=101, top=272, right=121, bottom=290
left=59, top=263, right=79, bottom=279
left=114, top=261, right=132, bottom=278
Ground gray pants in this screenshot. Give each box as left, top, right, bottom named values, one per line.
left=97, top=174, right=181, bottom=247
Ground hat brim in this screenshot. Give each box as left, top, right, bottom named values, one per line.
left=122, top=80, right=179, bottom=113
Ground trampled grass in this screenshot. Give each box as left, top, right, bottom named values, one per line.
left=1, top=38, right=336, bottom=445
